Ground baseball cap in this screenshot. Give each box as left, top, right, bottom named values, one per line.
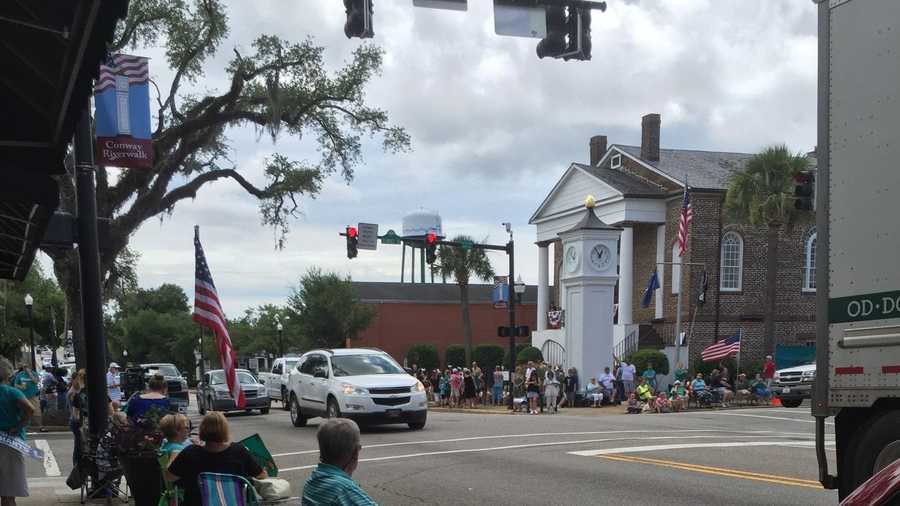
left=109, top=362, right=120, bottom=369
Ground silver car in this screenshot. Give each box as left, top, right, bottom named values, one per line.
left=197, top=369, right=271, bottom=415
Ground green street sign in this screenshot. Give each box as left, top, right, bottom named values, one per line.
left=459, top=239, right=474, bottom=251
left=381, top=229, right=401, bottom=245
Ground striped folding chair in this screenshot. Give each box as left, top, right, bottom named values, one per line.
left=198, top=472, right=260, bottom=506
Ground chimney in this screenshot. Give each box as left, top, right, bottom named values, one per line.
left=641, top=113, right=661, bottom=162
left=589, top=135, right=608, bottom=166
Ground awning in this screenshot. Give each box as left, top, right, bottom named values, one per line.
left=0, top=0, right=128, bottom=280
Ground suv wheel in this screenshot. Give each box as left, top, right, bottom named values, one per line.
left=290, top=394, right=307, bottom=427
left=780, top=398, right=803, bottom=408
left=326, top=397, right=341, bottom=419
left=281, top=387, right=289, bottom=411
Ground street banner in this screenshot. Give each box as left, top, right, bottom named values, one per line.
left=493, top=276, right=509, bottom=309
left=94, top=54, right=152, bottom=169
left=0, top=433, right=44, bottom=461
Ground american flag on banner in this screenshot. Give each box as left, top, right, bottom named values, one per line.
left=192, top=226, right=245, bottom=408
left=701, top=330, right=742, bottom=363
left=93, top=54, right=153, bottom=169
left=677, top=180, right=693, bottom=257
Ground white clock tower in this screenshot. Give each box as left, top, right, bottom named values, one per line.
left=558, top=195, right=622, bottom=380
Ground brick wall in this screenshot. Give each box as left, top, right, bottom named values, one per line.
left=644, top=191, right=817, bottom=370
left=631, top=223, right=660, bottom=323
left=355, top=300, right=537, bottom=366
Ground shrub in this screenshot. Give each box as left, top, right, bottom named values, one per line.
left=516, top=346, right=544, bottom=364
left=444, top=344, right=466, bottom=369
left=505, top=343, right=529, bottom=366
left=406, top=344, right=439, bottom=371
left=623, top=349, right=670, bottom=376
left=473, top=344, right=505, bottom=371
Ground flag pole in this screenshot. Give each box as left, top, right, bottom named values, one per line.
left=736, top=328, right=742, bottom=375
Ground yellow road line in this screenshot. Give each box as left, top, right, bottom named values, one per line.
left=597, top=454, right=823, bottom=489
left=611, top=454, right=823, bottom=485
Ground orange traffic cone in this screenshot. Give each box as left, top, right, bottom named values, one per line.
left=772, top=397, right=782, bottom=407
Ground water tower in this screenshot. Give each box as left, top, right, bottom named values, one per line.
left=401, top=210, right=443, bottom=283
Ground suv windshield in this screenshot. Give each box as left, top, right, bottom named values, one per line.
left=145, top=364, right=180, bottom=377
left=210, top=371, right=256, bottom=385
left=331, top=354, right=405, bottom=377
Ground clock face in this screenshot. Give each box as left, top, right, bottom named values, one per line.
left=564, top=246, right=579, bottom=273
left=590, top=244, right=612, bottom=271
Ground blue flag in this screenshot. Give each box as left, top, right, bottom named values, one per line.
left=640, top=270, right=660, bottom=308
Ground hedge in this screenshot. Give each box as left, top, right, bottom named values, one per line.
left=516, top=346, right=544, bottom=364
left=623, top=349, right=670, bottom=376
left=504, top=343, right=530, bottom=366
left=445, top=344, right=466, bottom=369
left=405, top=344, right=439, bottom=371
left=473, top=344, right=505, bottom=372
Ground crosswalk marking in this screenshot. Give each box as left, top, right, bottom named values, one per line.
left=34, top=439, right=61, bottom=477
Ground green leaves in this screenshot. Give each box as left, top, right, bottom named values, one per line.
left=435, top=235, right=495, bottom=286
left=725, top=145, right=810, bottom=226
left=287, top=268, right=375, bottom=349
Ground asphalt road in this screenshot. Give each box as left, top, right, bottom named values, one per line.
left=24, top=401, right=839, bottom=505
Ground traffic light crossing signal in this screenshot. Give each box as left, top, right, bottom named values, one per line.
left=794, top=172, right=815, bottom=211
left=344, top=0, right=374, bottom=39
left=346, top=226, right=359, bottom=258
left=425, top=232, right=438, bottom=265
left=537, top=5, right=593, bottom=61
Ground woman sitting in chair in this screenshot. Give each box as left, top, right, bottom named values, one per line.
left=166, top=412, right=266, bottom=506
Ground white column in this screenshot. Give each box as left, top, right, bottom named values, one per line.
left=537, top=244, right=550, bottom=331
left=619, top=226, right=634, bottom=325
left=655, top=224, right=666, bottom=319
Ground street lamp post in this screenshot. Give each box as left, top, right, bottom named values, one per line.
left=122, top=349, right=128, bottom=366
left=276, top=321, right=284, bottom=358
left=514, top=275, right=526, bottom=304
left=24, top=294, right=35, bottom=370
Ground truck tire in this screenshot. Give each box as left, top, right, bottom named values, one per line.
left=281, top=387, right=289, bottom=411
left=780, top=398, right=803, bottom=408
left=842, top=410, right=900, bottom=498
left=290, top=394, right=307, bottom=427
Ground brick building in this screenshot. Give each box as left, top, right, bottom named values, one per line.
left=529, top=114, right=816, bottom=369
left=352, top=282, right=537, bottom=366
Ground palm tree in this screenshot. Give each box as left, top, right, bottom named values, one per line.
left=725, top=145, right=810, bottom=354
left=435, top=235, right=495, bottom=365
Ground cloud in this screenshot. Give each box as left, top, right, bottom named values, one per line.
left=113, top=0, right=817, bottom=313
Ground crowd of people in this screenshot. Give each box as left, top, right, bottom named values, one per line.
left=411, top=354, right=778, bottom=417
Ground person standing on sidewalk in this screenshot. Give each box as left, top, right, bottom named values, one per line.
left=492, top=366, right=503, bottom=406
left=106, top=362, right=122, bottom=404
left=13, top=364, right=41, bottom=432
left=621, top=361, right=636, bottom=397
left=762, top=356, right=776, bottom=388
left=544, top=370, right=560, bottom=413
left=1, top=357, right=36, bottom=505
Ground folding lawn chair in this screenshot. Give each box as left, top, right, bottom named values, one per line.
left=198, top=472, right=261, bottom=506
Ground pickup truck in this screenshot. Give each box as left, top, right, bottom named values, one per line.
left=141, top=362, right=189, bottom=413
left=772, top=363, right=815, bottom=408
left=258, top=356, right=301, bottom=409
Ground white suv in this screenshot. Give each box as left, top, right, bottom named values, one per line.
left=287, top=348, right=427, bottom=430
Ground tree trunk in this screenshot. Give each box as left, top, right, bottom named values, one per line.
left=764, top=224, right=780, bottom=355
left=52, top=252, right=88, bottom=371
left=459, top=283, right=472, bottom=366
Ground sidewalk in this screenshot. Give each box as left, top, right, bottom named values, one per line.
left=429, top=402, right=777, bottom=416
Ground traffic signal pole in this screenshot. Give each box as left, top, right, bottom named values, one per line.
left=506, top=239, right=516, bottom=410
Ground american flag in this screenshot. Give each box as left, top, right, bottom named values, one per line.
left=192, top=226, right=245, bottom=408
left=677, top=181, right=693, bottom=257
left=94, top=54, right=149, bottom=93
left=701, top=330, right=742, bottom=363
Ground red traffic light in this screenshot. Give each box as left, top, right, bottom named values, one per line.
left=346, top=227, right=358, bottom=238
left=425, top=232, right=437, bottom=245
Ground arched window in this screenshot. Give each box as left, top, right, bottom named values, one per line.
left=804, top=231, right=817, bottom=292
left=671, top=243, right=681, bottom=294
left=720, top=232, right=743, bottom=291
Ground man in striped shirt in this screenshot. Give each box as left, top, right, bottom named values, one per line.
left=302, top=418, right=377, bottom=506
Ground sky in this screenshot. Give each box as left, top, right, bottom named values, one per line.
left=42, top=0, right=819, bottom=316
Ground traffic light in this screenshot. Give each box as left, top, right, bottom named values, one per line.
left=346, top=226, right=359, bottom=258
left=425, top=232, right=438, bottom=264
left=536, top=5, right=566, bottom=59
left=563, top=7, right=591, bottom=61
left=344, top=0, right=374, bottom=39
left=794, top=172, right=815, bottom=211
